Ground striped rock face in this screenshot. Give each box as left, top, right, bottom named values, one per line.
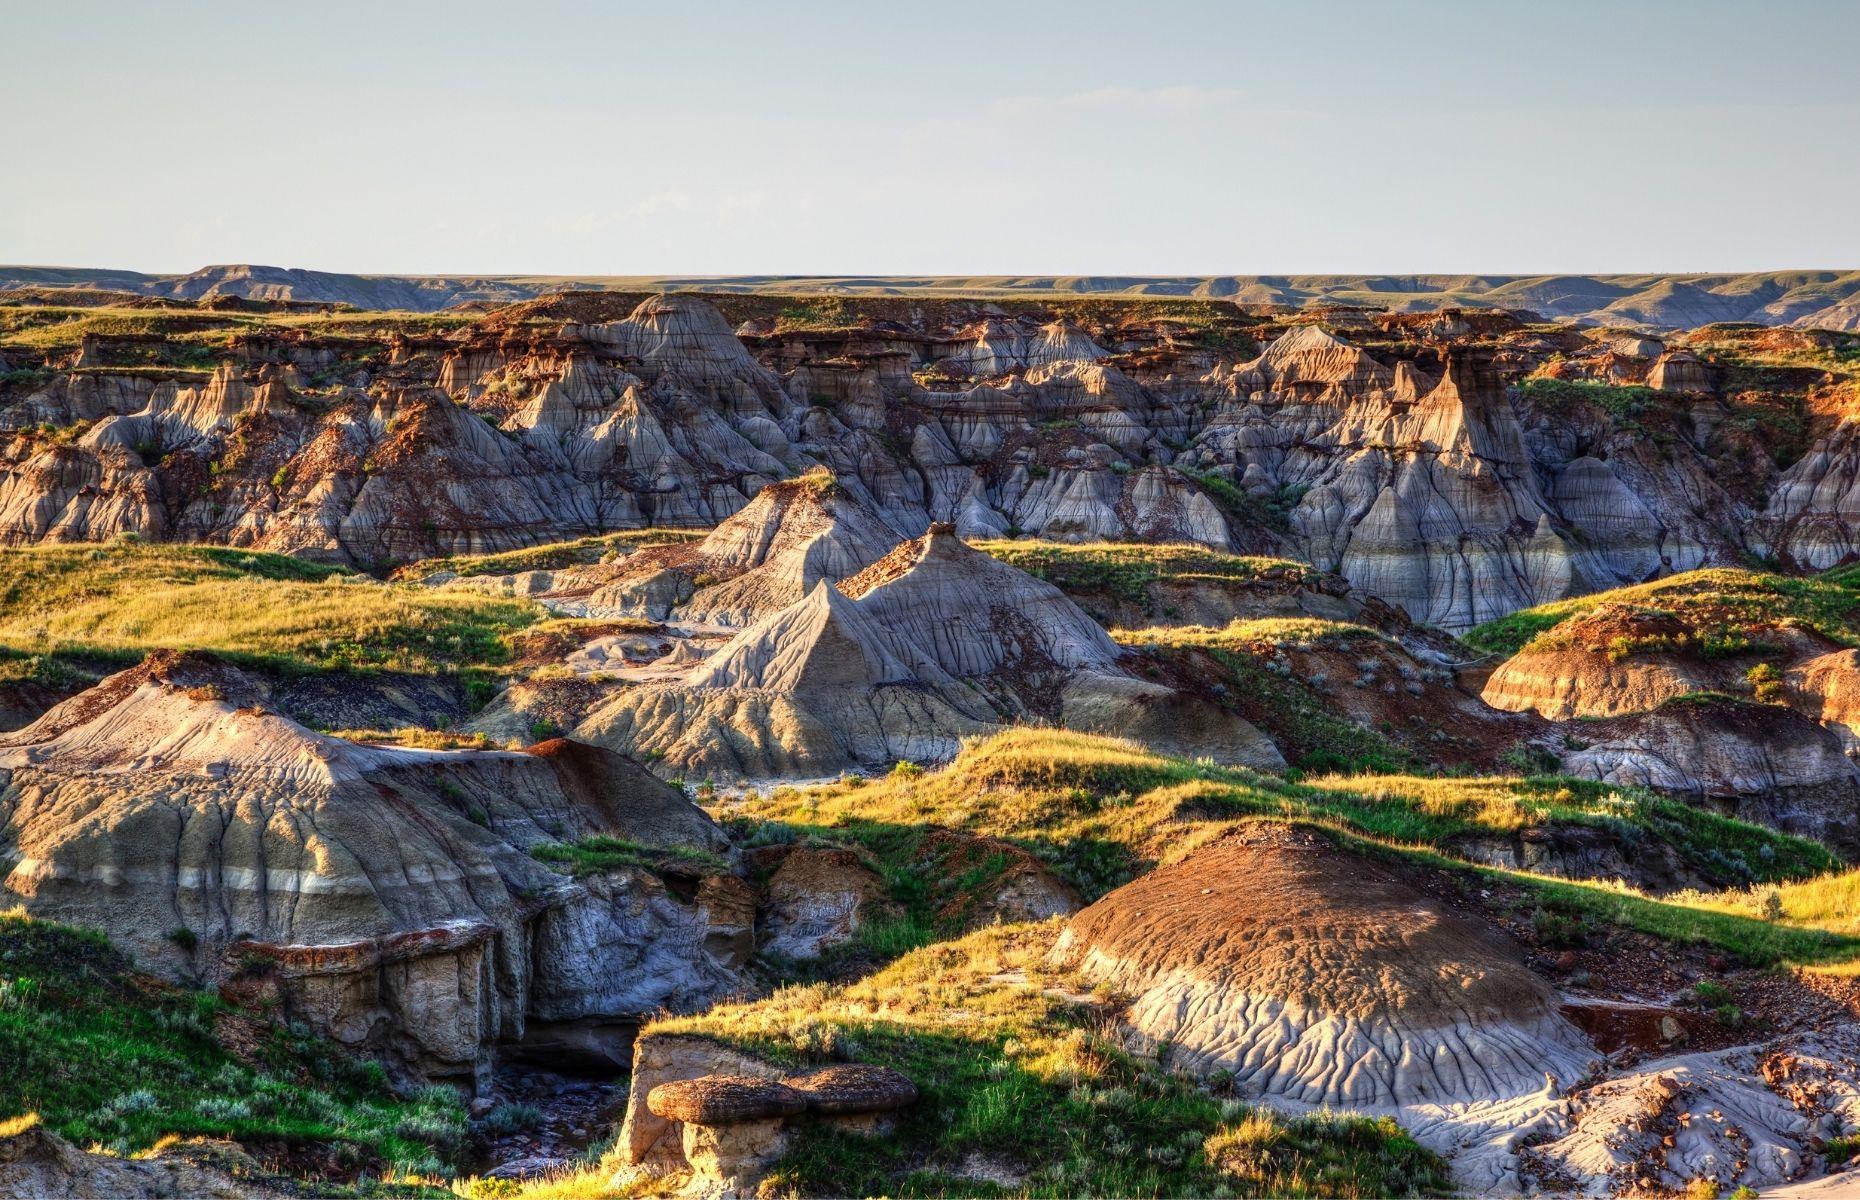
left=0, top=650, right=742, bottom=1086
left=572, top=524, right=1278, bottom=781
left=1050, top=824, right=1598, bottom=1193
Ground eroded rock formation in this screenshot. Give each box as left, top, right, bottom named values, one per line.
left=1049, top=824, right=1597, bottom=1192
left=0, top=651, right=745, bottom=1088
left=1, top=291, right=1813, bottom=631
left=561, top=524, right=1280, bottom=779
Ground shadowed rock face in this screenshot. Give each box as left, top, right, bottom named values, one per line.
left=1559, top=698, right=1860, bottom=854
left=1050, top=824, right=1598, bottom=1193
left=0, top=651, right=744, bottom=1088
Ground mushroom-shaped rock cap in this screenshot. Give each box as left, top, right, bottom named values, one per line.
left=646, top=1075, right=808, bottom=1125
left=788, top=1065, right=919, bottom=1115
left=1048, top=823, right=1597, bottom=1117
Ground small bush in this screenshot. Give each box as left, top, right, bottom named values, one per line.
left=477, top=1101, right=542, bottom=1137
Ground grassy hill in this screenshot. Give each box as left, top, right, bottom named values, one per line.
left=1463, top=567, right=1860, bottom=657
left=0, top=542, right=545, bottom=685
left=732, top=729, right=1854, bottom=968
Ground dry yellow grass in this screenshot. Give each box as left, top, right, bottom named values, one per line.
left=0, top=542, right=541, bottom=674
left=1110, top=616, right=1384, bottom=651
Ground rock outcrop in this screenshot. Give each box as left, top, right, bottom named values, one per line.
left=1049, top=824, right=1597, bottom=1192
left=1183, top=337, right=1736, bottom=629
left=1481, top=607, right=1729, bottom=719
left=0, top=289, right=1812, bottom=628
left=540, top=471, right=908, bottom=625
left=611, top=1035, right=917, bottom=1197
left=1524, top=1032, right=1860, bottom=1197
left=0, top=1118, right=271, bottom=1199
left=1559, top=697, right=1860, bottom=854
left=0, top=651, right=745, bottom=1089
left=568, top=525, right=1279, bottom=779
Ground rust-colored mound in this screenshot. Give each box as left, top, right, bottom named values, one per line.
left=1051, top=823, right=1597, bottom=1192
left=1481, top=605, right=1724, bottom=719
left=1057, top=824, right=1555, bottom=1025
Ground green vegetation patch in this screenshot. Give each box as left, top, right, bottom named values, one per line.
left=1518, top=378, right=1659, bottom=422
left=739, top=730, right=1829, bottom=902
left=1359, top=838, right=1860, bottom=970
left=976, top=540, right=1314, bottom=604
left=1182, top=469, right=1307, bottom=535
left=1463, top=567, right=1860, bottom=657
left=650, top=924, right=1453, bottom=1199
left=395, top=529, right=704, bottom=581
left=530, top=836, right=729, bottom=878
left=0, top=908, right=465, bottom=1176
left=0, top=542, right=544, bottom=678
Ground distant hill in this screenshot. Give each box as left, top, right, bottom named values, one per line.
left=4, top=263, right=1860, bottom=329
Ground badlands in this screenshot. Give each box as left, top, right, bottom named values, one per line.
left=2, top=284, right=1860, bottom=1197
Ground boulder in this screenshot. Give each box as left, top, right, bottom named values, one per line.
left=0, top=1118, right=268, bottom=1199
left=617, top=1047, right=919, bottom=1196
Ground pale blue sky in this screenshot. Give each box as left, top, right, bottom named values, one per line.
left=2, top=0, right=1856, bottom=275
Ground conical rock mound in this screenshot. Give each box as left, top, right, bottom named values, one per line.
left=1050, top=824, right=1596, bottom=1192
left=573, top=524, right=1212, bottom=780
left=549, top=472, right=905, bottom=625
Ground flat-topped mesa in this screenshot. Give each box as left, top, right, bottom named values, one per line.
left=0, top=651, right=747, bottom=1088
left=1050, top=824, right=1597, bottom=1192
left=1647, top=348, right=1714, bottom=393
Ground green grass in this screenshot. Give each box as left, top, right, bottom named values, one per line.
left=0, top=542, right=544, bottom=679
left=1114, top=617, right=1386, bottom=651
left=394, top=530, right=704, bottom=581
left=1107, top=623, right=1418, bottom=775
left=530, top=836, right=729, bottom=878
left=746, top=732, right=1860, bottom=971
left=1462, top=566, right=1860, bottom=657
left=1363, top=840, right=1860, bottom=970
left=1181, top=470, right=1307, bottom=535
left=974, top=540, right=1314, bottom=604
left=1518, top=377, right=1658, bottom=421
left=738, top=730, right=1831, bottom=902
left=645, top=924, right=1452, bottom=1199
left=726, top=816, right=1079, bottom=980
left=0, top=908, right=465, bottom=1177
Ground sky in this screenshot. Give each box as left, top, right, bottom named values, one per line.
left=2, top=0, right=1857, bottom=276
